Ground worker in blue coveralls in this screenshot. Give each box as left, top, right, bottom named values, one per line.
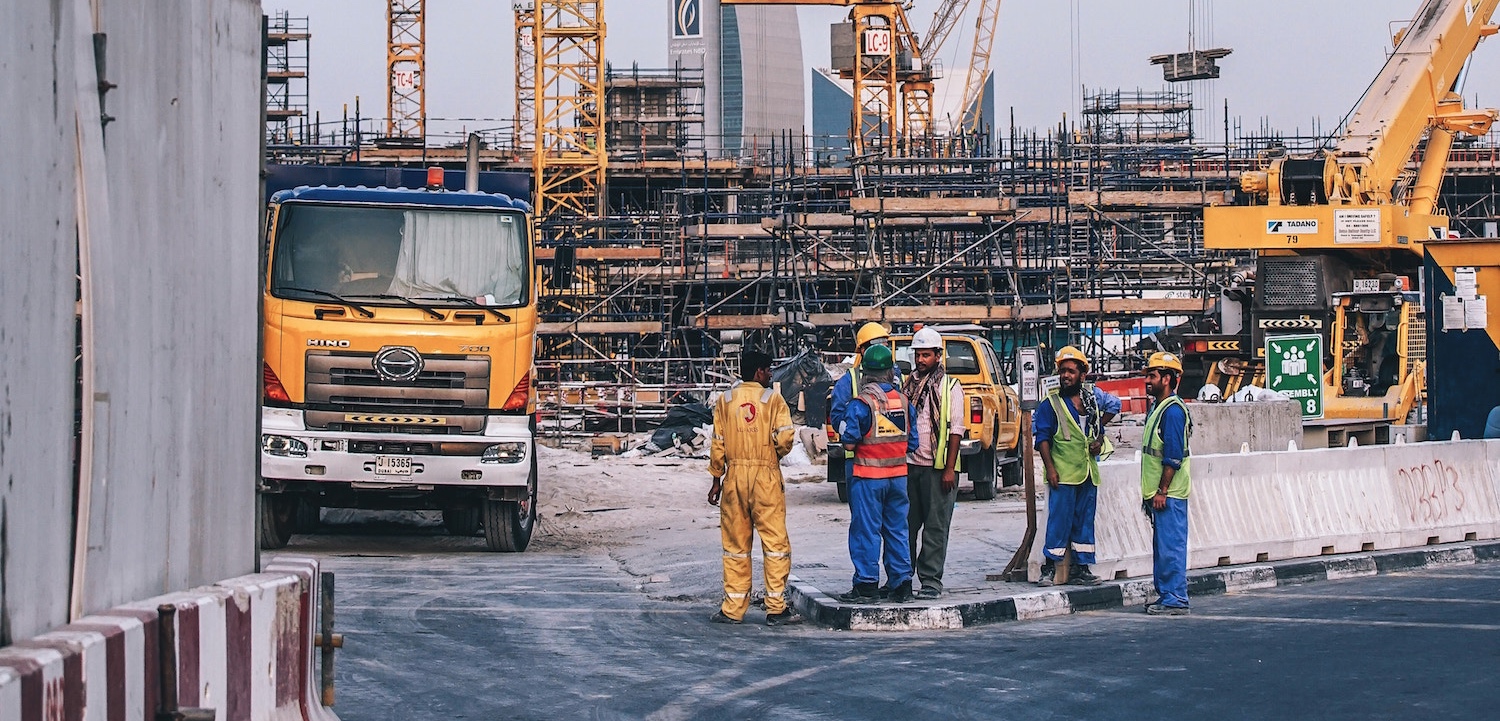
left=1033, top=346, right=1120, bottom=587
left=1141, top=351, right=1192, bottom=615
left=835, top=344, right=920, bottom=604
left=830, top=322, right=902, bottom=484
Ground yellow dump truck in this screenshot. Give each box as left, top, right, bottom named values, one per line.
left=827, top=329, right=1022, bottom=501
left=258, top=177, right=539, bottom=552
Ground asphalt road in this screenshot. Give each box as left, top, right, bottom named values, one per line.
left=297, top=524, right=1500, bottom=721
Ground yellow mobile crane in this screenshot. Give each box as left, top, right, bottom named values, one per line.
left=1190, top=0, right=1498, bottom=424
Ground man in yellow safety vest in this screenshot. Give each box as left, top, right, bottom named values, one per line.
left=1142, top=351, right=1192, bottom=616
left=903, top=327, right=966, bottom=600
left=1034, top=346, right=1120, bottom=587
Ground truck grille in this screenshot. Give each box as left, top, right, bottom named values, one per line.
left=305, top=351, right=490, bottom=433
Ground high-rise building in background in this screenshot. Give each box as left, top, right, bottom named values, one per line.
left=667, top=0, right=805, bottom=156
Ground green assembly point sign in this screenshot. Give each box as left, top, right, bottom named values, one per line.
left=1266, top=334, right=1324, bottom=419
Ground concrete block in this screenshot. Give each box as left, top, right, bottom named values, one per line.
left=1187, top=400, right=1302, bottom=455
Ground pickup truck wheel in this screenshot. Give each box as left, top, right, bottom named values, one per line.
left=970, top=449, right=998, bottom=501
left=1000, top=449, right=1023, bottom=487
left=442, top=506, right=481, bottom=536
left=484, top=457, right=538, bottom=552
left=259, top=494, right=295, bottom=550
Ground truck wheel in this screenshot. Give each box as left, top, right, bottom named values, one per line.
left=1000, top=450, right=1023, bottom=488
left=442, top=506, right=481, bottom=536
left=259, top=494, right=295, bottom=550
left=827, top=447, right=846, bottom=485
left=970, top=449, right=997, bottom=501
left=484, top=458, right=537, bottom=552
left=294, top=498, right=321, bottom=533
left=836, top=481, right=850, bottom=504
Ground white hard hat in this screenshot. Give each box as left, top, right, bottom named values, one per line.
left=911, top=327, right=943, bottom=350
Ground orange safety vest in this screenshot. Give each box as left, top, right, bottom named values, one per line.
left=851, top=384, right=910, bottom=480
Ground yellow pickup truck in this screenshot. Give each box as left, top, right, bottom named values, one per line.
left=826, top=329, right=1022, bottom=500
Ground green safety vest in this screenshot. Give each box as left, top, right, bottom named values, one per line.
left=926, top=375, right=964, bottom=473
left=1045, top=390, right=1110, bottom=486
left=1141, top=395, right=1192, bottom=500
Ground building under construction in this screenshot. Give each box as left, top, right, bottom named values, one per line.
left=260, top=2, right=1500, bottom=436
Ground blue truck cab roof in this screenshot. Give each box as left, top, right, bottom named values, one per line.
left=270, top=185, right=532, bottom=213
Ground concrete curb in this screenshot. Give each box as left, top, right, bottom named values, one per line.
left=787, top=540, right=1500, bottom=631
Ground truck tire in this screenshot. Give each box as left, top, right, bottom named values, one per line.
left=1000, top=449, right=1023, bottom=488
left=484, top=457, right=538, bottom=552
left=259, top=494, right=295, bottom=550
left=294, top=498, right=321, bottom=533
left=829, top=446, right=850, bottom=503
left=442, top=506, right=481, bottom=536
left=970, top=449, right=997, bottom=501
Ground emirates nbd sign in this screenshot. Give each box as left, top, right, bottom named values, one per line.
left=674, top=0, right=702, bottom=38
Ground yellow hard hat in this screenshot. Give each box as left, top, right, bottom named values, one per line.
left=855, top=322, right=890, bottom=349
left=1146, top=351, right=1184, bottom=374
left=1055, top=345, right=1089, bottom=372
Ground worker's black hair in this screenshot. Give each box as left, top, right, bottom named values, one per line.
left=741, top=350, right=773, bottom=382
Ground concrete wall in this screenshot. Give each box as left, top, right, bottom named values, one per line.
left=78, top=0, right=262, bottom=614
left=1187, top=400, right=1303, bottom=455
left=0, top=0, right=84, bottom=644
left=0, top=0, right=261, bottom=642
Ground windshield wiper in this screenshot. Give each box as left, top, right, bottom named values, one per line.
left=277, top=286, right=375, bottom=318
left=419, top=296, right=511, bottom=322
left=345, top=294, right=446, bottom=320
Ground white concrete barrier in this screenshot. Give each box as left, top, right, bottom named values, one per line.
left=0, top=557, right=338, bottom=721
left=1029, top=439, right=1500, bottom=581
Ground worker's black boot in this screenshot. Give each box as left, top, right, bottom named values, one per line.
left=1069, top=565, right=1102, bottom=586
left=837, top=582, right=880, bottom=604
left=1036, top=561, right=1057, bottom=587
left=886, top=579, right=914, bottom=603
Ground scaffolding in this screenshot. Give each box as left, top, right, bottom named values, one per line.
left=533, top=1, right=607, bottom=240
left=604, top=64, right=705, bottom=161
left=264, top=12, right=310, bottom=145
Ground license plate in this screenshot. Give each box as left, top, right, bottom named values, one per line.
left=375, top=455, right=413, bottom=476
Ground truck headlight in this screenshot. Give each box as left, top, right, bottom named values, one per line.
left=262, top=434, right=308, bottom=458
left=482, top=442, right=527, bottom=464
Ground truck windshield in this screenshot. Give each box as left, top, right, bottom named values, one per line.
left=271, top=203, right=528, bottom=307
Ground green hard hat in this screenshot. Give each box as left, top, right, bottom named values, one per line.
left=862, top=343, right=894, bottom=371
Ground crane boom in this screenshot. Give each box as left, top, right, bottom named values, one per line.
left=1207, top=0, right=1499, bottom=253
left=1335, top=0, right=1500, bottom=205
left=957, top=0, right=1000, bottom=133
left=922, top=0, right=973, bottom=60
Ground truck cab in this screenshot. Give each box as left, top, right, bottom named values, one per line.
left=826, top=329, right=1022, bottom=501
left=258, top=182, right=539, bottom=552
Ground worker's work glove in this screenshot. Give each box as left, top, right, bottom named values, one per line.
left=708, top=477, right=723, bottom=507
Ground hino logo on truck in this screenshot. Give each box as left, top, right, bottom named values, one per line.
left=308, top=339, right=351, bottom=347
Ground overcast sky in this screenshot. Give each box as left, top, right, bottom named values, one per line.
left=265, top=0, right=1500, bottom=141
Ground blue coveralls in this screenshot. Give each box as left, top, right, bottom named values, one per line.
left=1150, top=399, right=1191, bottom=608
left=838, top=382, right=919, bottom=588
left=1032, top=386, right=1121, bottom=566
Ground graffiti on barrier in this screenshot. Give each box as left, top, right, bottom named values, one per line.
left=1396, top=460, right=1467, bottom=525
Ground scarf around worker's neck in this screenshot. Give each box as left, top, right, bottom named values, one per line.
left=905, top=364, right=946, bottom=439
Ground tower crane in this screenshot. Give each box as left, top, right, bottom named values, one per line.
left=1185, top=0, right=1498, bottom=425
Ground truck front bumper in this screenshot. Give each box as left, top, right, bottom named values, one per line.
left=259, top=407, right=533, bottom=491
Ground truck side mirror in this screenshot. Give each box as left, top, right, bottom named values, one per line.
left=549, top=246, right=576, bottom=290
